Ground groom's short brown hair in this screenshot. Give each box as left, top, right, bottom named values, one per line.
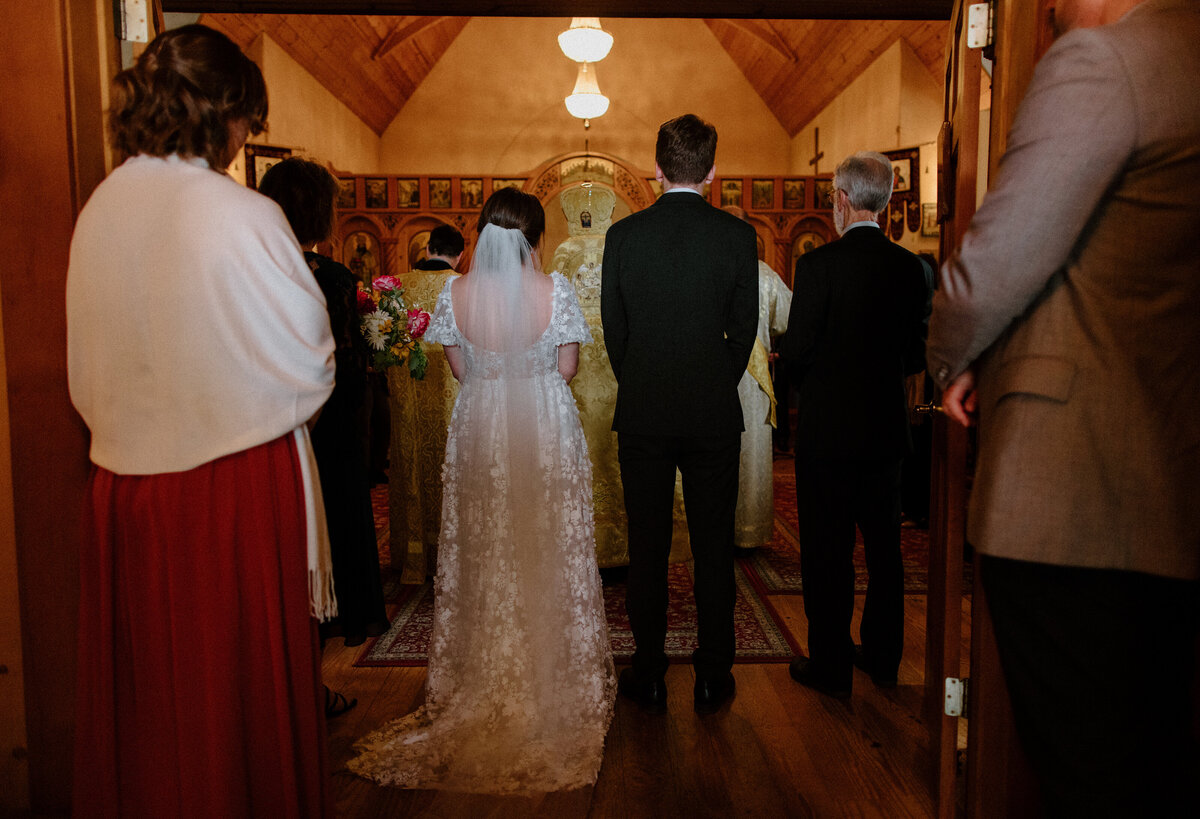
left=656, top=114, right=717, bottom=186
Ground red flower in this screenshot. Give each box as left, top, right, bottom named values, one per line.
left=372, top=275, right=403, bottom=292
left=356, top=289, right=376, bottom=315
left=407, top=308, right=431, bottom=339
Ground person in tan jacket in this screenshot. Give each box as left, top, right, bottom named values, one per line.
left=927, top=0, right=1200, bottom=813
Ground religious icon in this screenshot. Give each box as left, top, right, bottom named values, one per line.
left=890, top=159, right=912, bottom=193
left=460, top=179, right=483, bottom=209
left=581, top=210, right=592, bottom=229
left=344, top=231, right=380, bottom=285
left=815, top=179, right=835, bottom=207
left=791, top=230, right=827, bottom=281
left=365, top=178, right=387, bottom=208
left=408, top=230, right=430, bottom=270
left=751, top=180, right=774, bottom=210
left=429, top=179, right=451, bottom=209
left=243, top=143, right=291, bottom=190
left=397, top=179, right=420, bottom=208
left=336, top=178, right=356, bottom=210
left=720, top=179, right=742, bottom=208
left=782, top=179, right=805, bottom=209
left=492, top=178, right=525, bottom=193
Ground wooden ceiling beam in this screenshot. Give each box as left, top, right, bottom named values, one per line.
left=714, top=18, right=797, bottom=63
left=371, top=15, right=446, bottom=59
left=165, top=1, right=954, bottom=21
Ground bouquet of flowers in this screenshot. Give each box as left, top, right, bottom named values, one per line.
left=358, top=275, right=431, bottom=379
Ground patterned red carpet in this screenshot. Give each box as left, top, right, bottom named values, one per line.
left=357, top=460, right=948, bottom=667
left=355, top=561, right=799, bottom=667
left=741, top=463, right=936, bottom=594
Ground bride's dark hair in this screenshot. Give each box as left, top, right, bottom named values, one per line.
left=477, top=187, right=545, bottom=249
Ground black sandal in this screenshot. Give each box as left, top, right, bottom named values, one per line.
left=324, top=685, right=358, bottom=719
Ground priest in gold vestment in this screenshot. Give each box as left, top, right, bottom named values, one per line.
left=724, top=207, right=792, bottom=552
left=736, top=259, right=792, bottom=550
left=551, top=184, right=690, bottom=568
left=389, top=225, right=463, bottom=582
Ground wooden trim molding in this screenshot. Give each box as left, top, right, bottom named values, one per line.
left=164, top=1, right=955, bottom=21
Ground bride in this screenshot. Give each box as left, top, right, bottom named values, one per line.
left=349, top=188, right=616, bottom=793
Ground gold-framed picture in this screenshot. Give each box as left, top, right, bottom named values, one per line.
left=243, top=143, right=290, bottom=190
left=429, top=178, right=451, bottom=209
left=364, top=178, right=388, bottom=208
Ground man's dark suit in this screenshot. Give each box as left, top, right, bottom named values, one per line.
left=601, top=190, right=758, bottom=682
left=783, top=223, right=929, bottom=691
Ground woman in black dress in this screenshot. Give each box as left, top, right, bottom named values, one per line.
left=260, top=158, right=389, bottom=666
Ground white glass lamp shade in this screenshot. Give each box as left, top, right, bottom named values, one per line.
left=564, top=62, right=610, bottom=120
left=557, top=17, right=614, bottom=63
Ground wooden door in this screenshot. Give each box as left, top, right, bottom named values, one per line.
left=926, top=1, right=1056, bottom=816
left=0, top=1, right=118, bottom=812
left=961, top=1, right=1056, bottom=817
left=923, top=3, right=978, bottom=815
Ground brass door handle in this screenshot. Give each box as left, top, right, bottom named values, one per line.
left=914, top=403, right=944, bottom=415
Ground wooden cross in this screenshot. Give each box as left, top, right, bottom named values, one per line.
left=808, top=127, right=824, bottom=174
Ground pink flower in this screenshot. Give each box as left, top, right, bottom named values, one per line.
left=372, top=275, right=403, bottom=292
left=407, top=308, right=431, bottom=339
left=356, top=289, right=376, bottom=315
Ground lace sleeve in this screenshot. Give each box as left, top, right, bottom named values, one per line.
left=422, top=279, right=460, bottom=346
left=549, top=273, right=592, bottom=347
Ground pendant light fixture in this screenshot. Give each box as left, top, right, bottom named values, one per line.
left=557, top=17, right=614, bottom=63
left=559, top=18, right=613, bottom=128
left=564, top=62, right=610, bottom=125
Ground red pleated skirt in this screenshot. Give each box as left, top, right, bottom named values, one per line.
left=72, top=433, right=331, bottom=818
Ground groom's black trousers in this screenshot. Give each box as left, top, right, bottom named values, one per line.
left=618, top=432, right=739, bottom=682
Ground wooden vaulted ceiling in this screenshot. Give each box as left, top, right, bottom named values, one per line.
left=197, top=12, right=949, bottom=138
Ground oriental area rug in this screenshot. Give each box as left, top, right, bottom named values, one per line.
left=357, top=458, right=952, bottom=668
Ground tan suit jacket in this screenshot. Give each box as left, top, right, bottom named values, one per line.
left=927, top=0, right=1200, bottom=580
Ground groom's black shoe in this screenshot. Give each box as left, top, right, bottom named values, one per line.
left=789, top=655, right=851, bottom=700
left=618, top=668, right=667, bottom=714
left=694, top=671, right=736, bottom=714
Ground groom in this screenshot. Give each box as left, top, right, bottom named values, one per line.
left=601, top=114, right=759, bottom=714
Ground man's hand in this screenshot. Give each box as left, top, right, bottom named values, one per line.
left=942, top=369, right=978, bottom=428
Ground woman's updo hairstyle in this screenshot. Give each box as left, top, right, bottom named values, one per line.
left=477, top=187, right=546, bottom=249
left=109, top=24, right=268, bottom=169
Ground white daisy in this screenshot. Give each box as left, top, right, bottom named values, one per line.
left=363, top=309, right=393, bottom=350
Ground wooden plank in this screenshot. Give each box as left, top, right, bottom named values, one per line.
left=319, top=591, right=956, bottom=816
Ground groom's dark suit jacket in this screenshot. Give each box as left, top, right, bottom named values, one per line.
left=784, top=224, right=929, bottom=459
left=600, top=191, right=759, bottom=436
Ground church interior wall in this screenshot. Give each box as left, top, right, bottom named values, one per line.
left=238, top=32, right=382, bottom=181
left=789, top=40, right=943, bottom=255
left=227, top=15, right=947, bottom=260
left=378, top=17, right=793, bottom=176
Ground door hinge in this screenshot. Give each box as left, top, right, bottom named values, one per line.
left=115, top=0, right=151, bottom=43
left=967, top=3, right=994, bottom=49
left=945, top=676, right=969, bottom=717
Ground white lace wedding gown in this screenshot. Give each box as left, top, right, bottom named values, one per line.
left=348, top=271, right=616, bottom=794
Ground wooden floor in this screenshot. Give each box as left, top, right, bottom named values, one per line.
left=322, top=590, right=973, bottom=818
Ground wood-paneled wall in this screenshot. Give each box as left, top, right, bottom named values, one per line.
left=0, top=1, right=116, bottom=813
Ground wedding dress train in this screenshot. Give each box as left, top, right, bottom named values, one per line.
left=348, top=263, right=615, bottom=794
